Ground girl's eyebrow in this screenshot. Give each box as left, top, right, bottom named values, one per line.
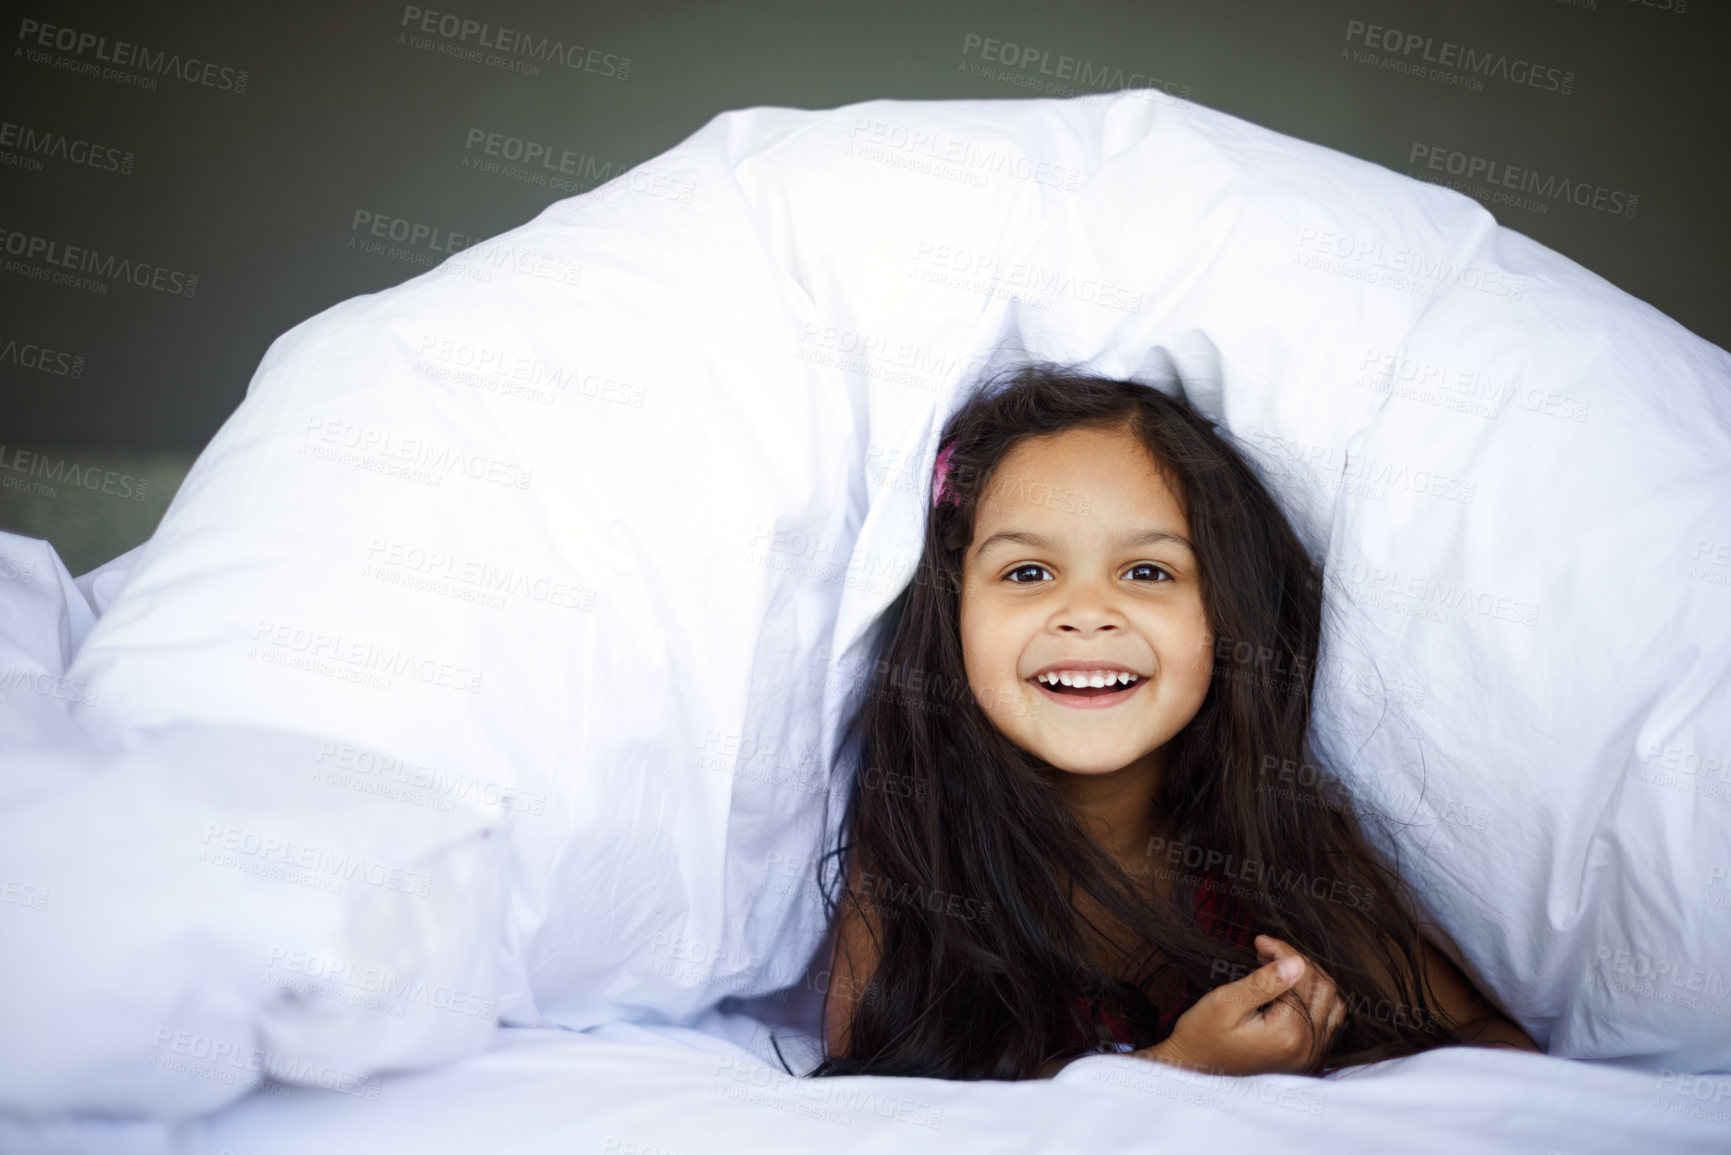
left=972, top=528, right=1194, bottom=560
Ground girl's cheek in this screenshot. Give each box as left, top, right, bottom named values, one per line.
left=1192, top=633, right=1215, bottom=675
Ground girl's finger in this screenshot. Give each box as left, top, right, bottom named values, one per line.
left=1325, top=992, right=1348, bottom=1040
left=1255, top=994, right=1314, bottom=1063
left=1232, top=954, right=1306, bottom=1017
left=1302, top=971, right=1337, bottom=1023
left=1254, top=934, right=1294, bottom=962
left=1249, top=937, right=1342, bottom=1057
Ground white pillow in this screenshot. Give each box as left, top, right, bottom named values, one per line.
left=0, top=533, right=95, bottom=728
left=60, top=89, right=1731, bottom=1081
left=72, top=539, right=147, bottom=618
left=0, top=717, right=503, bottom=1118
left=2, top=538, right=503, bottom=1121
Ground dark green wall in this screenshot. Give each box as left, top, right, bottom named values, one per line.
left=1, top=0, right=1723, bottom=569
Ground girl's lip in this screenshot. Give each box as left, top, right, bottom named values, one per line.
left=1029, top=676, right=1145, bottom=710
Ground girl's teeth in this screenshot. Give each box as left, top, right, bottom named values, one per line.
left=1040, top=671, right=1139, bottom=688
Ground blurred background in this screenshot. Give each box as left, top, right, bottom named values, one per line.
left=2, top=0, right=1723, bottom=574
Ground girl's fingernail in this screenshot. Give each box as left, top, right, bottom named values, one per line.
left=1277, top=957, right=1304, bottom=981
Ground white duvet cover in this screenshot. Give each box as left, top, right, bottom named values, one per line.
left=37, top=86, right=1730, bottom=1088
left=3, top=84, right=1729, bottom=1151
left=4, top=531, right=1728, bottom=1153
left=9, top=1022, right=1729, bottom=1155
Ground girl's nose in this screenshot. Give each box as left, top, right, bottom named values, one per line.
left=1054, top=588, right=1126, bottom=632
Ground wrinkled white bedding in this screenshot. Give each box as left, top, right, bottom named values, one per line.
left=3, top=83, right=1729, bottom=1151
left=9, top=1021, right=1730, bottom=1155
left=34, top=88, right=1731, bottom=1091
left=0, top=534, right=504, bottom=1118
left=4, top=531, right=1728, bottom=1153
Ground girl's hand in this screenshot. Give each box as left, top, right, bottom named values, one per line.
left=1134, top=934, right=1347, bottom=1076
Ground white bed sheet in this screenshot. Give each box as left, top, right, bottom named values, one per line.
left=2, top=541, right=1726, bottom=1153
left=10, top=1019, right=1725, bottom=1155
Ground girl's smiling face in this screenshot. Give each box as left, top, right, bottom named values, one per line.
left=959, top=424, right=1214, bottom=780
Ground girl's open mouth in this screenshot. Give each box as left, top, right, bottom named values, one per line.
left=1029, top=676, right=1145, bottom=709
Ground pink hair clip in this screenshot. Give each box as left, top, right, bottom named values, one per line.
left=931, top=441, right=959, bottom=509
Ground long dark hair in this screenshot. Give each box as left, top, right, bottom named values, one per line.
left=808, top=363, right=1467, bottom=1081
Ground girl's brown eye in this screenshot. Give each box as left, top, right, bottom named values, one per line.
left=1005, top=564, right=1051, bottom=583
left=1125, top=563, right=1172, bottom=582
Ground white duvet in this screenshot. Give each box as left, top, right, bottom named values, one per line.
left=2, top=85, right=1729, bottom=1151
left=5, top=1016, right=1729, bottom=1154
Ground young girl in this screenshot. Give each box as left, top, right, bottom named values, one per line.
left=809, top=365, right=1537, bottom=1081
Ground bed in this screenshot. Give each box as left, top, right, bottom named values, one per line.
left=2, top=941, right=1726, bottom=1152
left=89, top=1024, right=1731, bottom=1154
left=1, top=87, right=1727, bottom=1152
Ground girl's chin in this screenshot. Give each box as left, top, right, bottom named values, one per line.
left=1040, top=751, right=1147, bottom=777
